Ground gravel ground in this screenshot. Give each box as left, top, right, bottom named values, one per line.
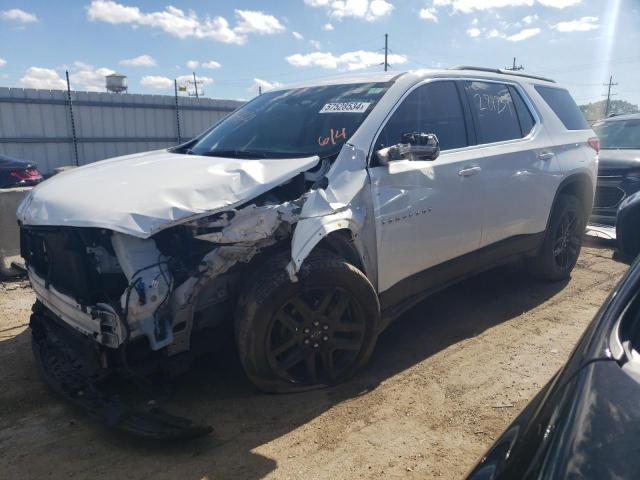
left=0, top=238, right=630, bottom=480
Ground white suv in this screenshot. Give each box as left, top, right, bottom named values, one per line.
left=19, top=67, right=597, bottom=419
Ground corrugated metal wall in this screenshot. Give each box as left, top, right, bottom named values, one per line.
left=0, top=87, right=243, bottom=174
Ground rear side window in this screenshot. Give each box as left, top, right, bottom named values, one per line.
left=465, top=81, right=522, bottom=144
left=375, top=81, right=468, bottom=152
left=534, top=85, right=589, bottom=130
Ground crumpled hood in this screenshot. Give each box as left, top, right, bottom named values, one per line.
left=17, top=149, right=319, bottom=238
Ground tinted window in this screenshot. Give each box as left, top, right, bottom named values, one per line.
left=466, top=81, right=522, bottom=143
left=593, top=119, right=640, bottom=149
left=534, top=85, right=589, bottom=130
left=375, top=81, right=468, bottom=152
left=508, top=85, right=535, bottom=136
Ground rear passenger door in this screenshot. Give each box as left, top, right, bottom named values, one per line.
left=463, top=80, right=559, bottom=247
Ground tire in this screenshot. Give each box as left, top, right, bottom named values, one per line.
left=235, top=251, right=380, bottom=393
left=528, top=194, right=586, bottom=281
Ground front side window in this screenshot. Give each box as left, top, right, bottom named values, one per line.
left=465, top=81, right=522, bottom=144
left=189, top=82, right=392, bottom=159
left=374, top=81, right=468, bottom=153
left=593, top=119, right=640, bottom=149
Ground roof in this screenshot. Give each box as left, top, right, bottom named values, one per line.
left=275, top=66, right=557, bottom=92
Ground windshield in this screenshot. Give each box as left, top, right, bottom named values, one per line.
left=189, top=82, right=391, bottom=159
left=593, top=119, right=640, bottom=150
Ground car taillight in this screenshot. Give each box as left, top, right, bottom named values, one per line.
left=588, top=137, right=600, bottom=153
left=10, top=168, right=42, bottom=181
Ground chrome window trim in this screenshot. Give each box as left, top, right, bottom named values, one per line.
left=367, top=76, right=542, bottom=165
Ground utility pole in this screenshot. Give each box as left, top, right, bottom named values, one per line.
left=603, top=75, right=618, bottom=117
left=192, top=71, right=199, bottom=99
left=384, top=33, right=389, bottom=71
left=65, top=70, right=79, bottom=166
left=258, top=85, right=262, bottom=95
left=174, top=79, right=181, bottom=144
left=505, top=57, right=523, bottom=71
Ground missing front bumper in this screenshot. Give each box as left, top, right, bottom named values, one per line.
left=30, top=304, right=212, bottom=440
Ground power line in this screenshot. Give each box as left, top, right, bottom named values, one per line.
left=603, top=75, right=618, bottom=116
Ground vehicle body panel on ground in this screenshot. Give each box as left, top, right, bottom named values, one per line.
left=467, top=256, right=640, bottom=479
left=17, top=67, right=597, bottom=437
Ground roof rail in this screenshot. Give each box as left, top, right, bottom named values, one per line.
left=447, top=65, right=556, bottom=83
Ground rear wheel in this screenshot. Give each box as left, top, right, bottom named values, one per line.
left=235, top=251, right=380, bottom=393
left=528, top=194, right=585, bottom=281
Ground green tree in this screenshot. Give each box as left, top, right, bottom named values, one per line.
left=580, top=99, right=639, bottom=123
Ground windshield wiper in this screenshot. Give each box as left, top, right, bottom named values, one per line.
left=199, top=149, right=267, bottom=159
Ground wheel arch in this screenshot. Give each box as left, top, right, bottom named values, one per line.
left=549, top=173, right=594, bottom=226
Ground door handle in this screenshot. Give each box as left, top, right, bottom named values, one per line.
left=538, top=152, right=555, bottom=161
left=458, top=166, right=482, bottom=177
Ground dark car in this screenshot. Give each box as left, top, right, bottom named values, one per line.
left=590, top=114, right=640, bottom=225
left=0, top=154, right=42, bottom=189
left=467, top=256, right=640, bottom=479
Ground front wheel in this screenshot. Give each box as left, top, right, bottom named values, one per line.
left=528, top=194, right=586, bottom=281
left=235, top=252, right=380, bottom=393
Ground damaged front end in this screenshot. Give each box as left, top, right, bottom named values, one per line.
left=18, top=144, right=375, bottom=439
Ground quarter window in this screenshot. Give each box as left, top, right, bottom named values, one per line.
left=375, top=81, right=468, bottom=153
left=466, top=81, right=522, bottom=144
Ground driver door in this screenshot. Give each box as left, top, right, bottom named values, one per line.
left=368, top=80, right=483, bottom=296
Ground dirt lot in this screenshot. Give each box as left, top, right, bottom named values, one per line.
left=0, top=238, right=630, bottom=480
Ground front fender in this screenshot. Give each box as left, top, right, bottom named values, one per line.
left=289, top=209, right=363, bottom=274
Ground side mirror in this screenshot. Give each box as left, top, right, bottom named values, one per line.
left=376, top=132, right=440, bottom=165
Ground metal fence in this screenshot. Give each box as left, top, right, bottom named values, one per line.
left=0, top=87, right=243, bottom=174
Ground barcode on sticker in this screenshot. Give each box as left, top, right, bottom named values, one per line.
left=319, top=102, right=371, bottom=114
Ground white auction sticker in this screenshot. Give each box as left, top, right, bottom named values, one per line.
left=319, top=102, right=371, bottom=114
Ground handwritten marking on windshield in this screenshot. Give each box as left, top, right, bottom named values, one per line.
left=473, top=93, right=513, bottom=115
left=318, top=128, right=347, bottom=147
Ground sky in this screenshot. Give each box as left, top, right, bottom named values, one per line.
left=0, top=0, right=638, bottom=105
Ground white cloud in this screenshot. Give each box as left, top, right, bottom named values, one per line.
left=431, top=0, right=580, bottom=13
left=537, top=0, right=581, bottom=7
left=466, top=27, right=481, bottom=37
left=552, top=16, right=599, bottom=32
left=293, top=31, right=304, bottom=39
left=506, top=27, right=541, bottom=41
left=249, top=78, right=283, bottom=93
left=176, top=74, right=214, bottom=87
left=140, top=75, right=173, bottom=89
left=286, top=49, right=407, bottom=71
left=488, top=28, right=501, bottom=37
left=69, top=62, right=115, bottom=91
left=86, top=1, right=284, bottom=44
left=310, top=40, right=322, bottom=49
left=419, top=8, right=438, bottom=22
left=119, top=54, right=156, bottom=67
left=185, top=60, right=221, bottom=70
left=322, top=23, right=334, bottom=30
left=19, top=63, right=117, bottom=91
left=234, top=9, right=285, bottom=34
left=522, top=14, right=538, bottom=24
left=202, top=60, right=221, bottom=69
left=19, top=67, right=66, bottom=90
left=0, top=58, right=6, bottom=67
left=304, top=0, right=394, bottom=22
left=0, top=8, right=38, bottom=23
